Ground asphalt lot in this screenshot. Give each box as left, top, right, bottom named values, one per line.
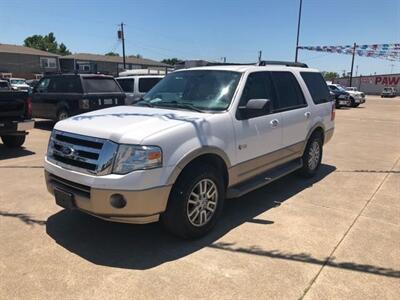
left=0, top=96, right=399, bottom=299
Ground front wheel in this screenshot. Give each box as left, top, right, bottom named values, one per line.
left=1, top=135, right=26, bottom=148
left=350, top=97, right=356, bottom=107
left=299, top=133, right=323, bottom=178
left=161, top=163, right=225, bottom=239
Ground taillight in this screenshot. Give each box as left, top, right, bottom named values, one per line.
left=25, top=96, right=32, bottom=119
left=331, top=102, right=336, bottom=121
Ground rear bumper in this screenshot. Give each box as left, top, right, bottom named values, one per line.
left=45, top=170, right=171, bottom=224
left=0, top=119, right=34, bottom=134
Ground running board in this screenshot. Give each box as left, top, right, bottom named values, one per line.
left=226, top=158, right=303, bottom=198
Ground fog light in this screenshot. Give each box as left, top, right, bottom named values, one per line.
left=110, top=194, right=126, bottom=209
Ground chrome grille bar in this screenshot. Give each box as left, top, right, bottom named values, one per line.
left=47, top=130, right=118, bottom=175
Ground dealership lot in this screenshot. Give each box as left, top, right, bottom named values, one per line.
left=0, top=96, right=399, bottom=299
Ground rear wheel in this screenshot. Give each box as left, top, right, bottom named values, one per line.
left=56, top=108, right=69, bottom=122
left=161, top=163, right=225, bottom=239
left=299, top=133, right=323, bottom=178
left=1, top=135, right=26, bottom=148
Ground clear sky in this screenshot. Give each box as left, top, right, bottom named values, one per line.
left=1, top=0, right=399, bottom=75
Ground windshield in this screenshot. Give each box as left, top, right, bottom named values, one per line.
left=10, top=79, right=26, bottom=85
left=141, top=70, right=242, bottom=111
left=335, top=85, right=347, bottom=92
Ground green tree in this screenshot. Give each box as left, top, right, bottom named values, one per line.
left=105, top=52, right=120, bottom=56
left=24, top=32, right=71, bottom=55
left=128, top=54, right=143, bottom=59
left=161, top=58, right=182, bottom=66
left=322, top=71, right=339, bottom=81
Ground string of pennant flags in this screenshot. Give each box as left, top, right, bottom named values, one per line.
left=298, top=43, right=400, bottom=61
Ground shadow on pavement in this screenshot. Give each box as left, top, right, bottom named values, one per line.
left=0, top=144, right=35, bottom=160
left=47, top=164, right=337, bottom=270
left=34, top=120, right=54, bottom=131
left=44, top=163, right=400, bottom=277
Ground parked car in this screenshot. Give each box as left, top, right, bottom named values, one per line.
left=0, top=80, right=12, bottom=91
left=0, top=90, right=34, bottom=147
left=9, top=78, right=30, bottom=92
left=44, top=62, right=335, bottom=238
left=381, top=87, right=397, bottom=98
left=327, top=84, right=351, bottom=108
left=343, top=86, right=366, bottom=107
left=116, top=75, right=164, bottom=104
left=31, top=74, right=126, bottom=121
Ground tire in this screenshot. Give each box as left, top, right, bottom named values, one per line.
left=161, top=163, right=225, bottom=239
left=350, top=97, right=356, bottom=107
left=299, top=133, right=323, bottom=178
left=56, top=108, right=69, bottom=122
left=1, top=135, right=26, bottom=148
left=354, top=103, right=360, bottom=107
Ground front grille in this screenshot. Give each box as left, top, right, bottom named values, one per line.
left=48, top=130, right=118, bottom=175
left=48, top=173, right=91, bottom=198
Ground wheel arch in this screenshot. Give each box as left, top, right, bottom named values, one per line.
left=166, top=147, right=231, bottom=190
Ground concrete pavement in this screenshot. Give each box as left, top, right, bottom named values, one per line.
left=0, top=96, right=399, bottom=299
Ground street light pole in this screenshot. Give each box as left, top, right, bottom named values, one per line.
left=295, top=0, right=303, bottom=62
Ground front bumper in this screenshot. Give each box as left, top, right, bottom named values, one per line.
left=45, top=170, right=172, bottom=224
left=0, top=119, right=34, bottom=134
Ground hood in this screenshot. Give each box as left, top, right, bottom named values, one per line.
left=12, top=83, right=30, bottom=88
left=346, top=90, right=362, bottom=96
left=54, top=105, right=211, bottom=144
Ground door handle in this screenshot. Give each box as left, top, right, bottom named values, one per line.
left=270, top=119, right=279, bottom=128
left=304, top=112, right=311, bottom=119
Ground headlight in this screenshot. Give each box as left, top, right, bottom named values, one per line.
left=112, top=145, right=162, bottom=174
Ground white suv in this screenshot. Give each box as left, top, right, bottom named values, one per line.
left=116, top=75, right=163, bottom=104
left=44, top=62, right=335, bottom=238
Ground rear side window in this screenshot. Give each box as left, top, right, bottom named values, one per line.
left=82, top=78, right=122, bottom=93
left=301, top=72, right=331, bottom=104
left=239, top=72, right=276, bottom=107
left=116, top=78, right=134, bottom=93
left=138, top=77, right=162, bottom=93
left=271, top=71, right=306, bottom=111
left=47, top=77, right=82, bottom=93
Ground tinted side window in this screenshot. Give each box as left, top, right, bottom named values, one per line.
left=239, top=72, right=276, bottom=107
left=271, top=72, right=306, bottom=110
left=300, top=72, right=331, bottom=104
left=36, top=78, right=50, bottom=92
left=47, top=77, right=82, bottom=93
left=139, top=77, right=162, bottom=93
left=82, top=78, right=122, bottom=93
left=117, top=78, right=134, bottom=93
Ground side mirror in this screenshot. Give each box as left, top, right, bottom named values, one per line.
left=239, top=98, right=272, bottom=119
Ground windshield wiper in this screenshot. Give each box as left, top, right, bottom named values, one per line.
left=155, top=101, right=204, bottom=113
left=135, top=99, right=154, bottom=107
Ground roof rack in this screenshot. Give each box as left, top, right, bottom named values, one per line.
left=257, top=60, right=308, bottom=68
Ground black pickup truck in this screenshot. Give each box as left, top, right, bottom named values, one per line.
left=31, top=74, right=126, bottom=121
left=0, top=91, right=35, bottom=147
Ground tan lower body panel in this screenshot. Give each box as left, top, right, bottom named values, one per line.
left=45, top=171, right=171, bottom=224
left=228, top=141, right=305, bottom=186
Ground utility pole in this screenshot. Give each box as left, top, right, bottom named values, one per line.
left=118, top=22, right=126, bottom=69
left=295, top=0, right=303, bottom=62
left=258, top=50, right=262, bottom=63
left=349, top=42, right=356, bottom=87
